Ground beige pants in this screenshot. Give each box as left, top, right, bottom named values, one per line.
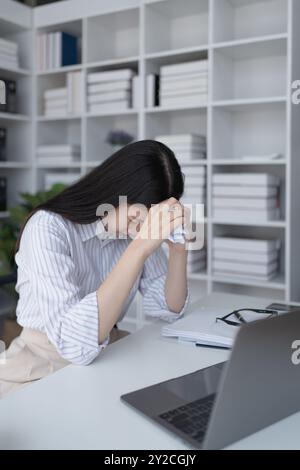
left=0, top=327, right=130, bottom=399
left=0, top=328, right=69, bottom=399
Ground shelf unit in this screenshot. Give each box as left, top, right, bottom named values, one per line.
left=1, top=0, right=300, bottom=331
left=0, top=0, right=33, bottom=219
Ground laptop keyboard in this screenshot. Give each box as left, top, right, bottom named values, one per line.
left=158, top=394, right=216, bottom=444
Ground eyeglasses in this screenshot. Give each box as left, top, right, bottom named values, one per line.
left=216, top=309, right=279, bottom=327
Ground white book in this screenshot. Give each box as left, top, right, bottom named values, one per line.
left=45, top=172, right=80, bottom=190
left=132, top=75, right=140, bottom=109
left=38, top=155, right=80, bottom=165
left=162, top=143, right=206, bottom=152
left=0, top=49, right=18, bottom=60
left=36, top=35, right=42, bottom=70
left=160, top=77, right=208, bottom=92
left=213, top=249, right=278, bottom=265
left=161, top=311, right=235, bottom=349
left=213, top=260, right=278, bottom=276
left=161, top=71, right=208, bottom=83
left=89, top=100, right=130, bottom=114
left=42, top=34, right=47, bottom=71
left=181, top=196, right=206, bottom=206
left=160, top=94, right=208, bottom=108
left=87, top=69, right=135, bottom=84
left=185, top=175, right=206, bottom=186
left=156, top=133, right=206, bottom=145
left=213, top=271, right=277, bottom=282
left=0, top=58, right=18, bottom=69
left=68, top=71, right=82, bottom=114
left=87, top=90, right=130, bottom=104
left=161, top=86, right=208, bottom=98
left=212, top=185, right=278, bottom=198
left=146, top=74, right=156, bottom=108
left=213, top=197, right=278, bottom=210
left=88, top=80, right=131, bottom=94
left=44, top=87, right=67, bottom=99
left=213, top=173, right=280, bottom=187
left=213, top=237, right=281, bottom=253
left=67, top=71, right=74, bottom=114
left=185, top=187, right=206, bottom=198
left=44, top=109, right=68, bottom=117
left=241, top=153, right=282, bottom=161
left=213, top=208, right=280, bottom=221
left=181, top=166, right=206, bottom=177
left=0, top=38, right=18, bottom=54
left=175, top=151, right=206, bottom=161
left=37, top=145, right=81, bottom=155
left=45, top=99, right=68, bottom=109
left=160, top=60, right=209, bottom=77
left=48, top=33, right=53, bottom=69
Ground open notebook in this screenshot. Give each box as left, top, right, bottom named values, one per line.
left=161, top=309, right=271, bottom=349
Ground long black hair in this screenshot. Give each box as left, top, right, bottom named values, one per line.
left=16, top=140, right=184, bottom=250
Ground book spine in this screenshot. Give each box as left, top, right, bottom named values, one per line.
left=87, top=69, right=134, bottom=84
left=62, top=32, right=78, bottom=67
left=0, top=128, right=6, bottom=162
left=0, top=177, right=7, bottom=211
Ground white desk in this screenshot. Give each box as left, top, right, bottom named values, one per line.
left=0, top=292, right=299, bottom=450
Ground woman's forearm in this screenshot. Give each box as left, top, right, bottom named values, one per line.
left=165, top=248, right=188, bottom=314
left=97, top=239, right=147, bottom=343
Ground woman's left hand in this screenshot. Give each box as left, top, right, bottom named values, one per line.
left=166, top=203, right=193, bottom=253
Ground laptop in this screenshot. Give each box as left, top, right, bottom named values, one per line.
left=121, top=310, right=300, bottom=449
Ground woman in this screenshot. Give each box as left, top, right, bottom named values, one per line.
left=0, top=140, right=190, bottom=398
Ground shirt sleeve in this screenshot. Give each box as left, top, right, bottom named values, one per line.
left=17, top=215, right=109, bottom=366
left=139, top=246, right=189, bottom=323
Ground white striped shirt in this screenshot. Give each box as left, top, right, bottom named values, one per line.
left=15, top=210, right=189, bottom=365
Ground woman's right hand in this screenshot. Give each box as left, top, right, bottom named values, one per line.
left=134, top=197, right=184, bottom=257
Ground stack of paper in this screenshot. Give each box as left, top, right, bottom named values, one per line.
left=212, top=173, right=281, bottom=222
left=37, top=145, right=81, bottom=165
left=0, top=38, right=19, bottom=70
left=155, top=134, right=206, bottom=162
left=159, top=59, right=208, bottom=108
left=44, top=71, right=82, bottom=116
left=187, top=249, right=206, bottom=274
left=87, top=69, right=135, bottom=113
left=44, top=171, right=80, bottom=190
left=213, top=236, right=281, bottom=281
left=181, top=165, right=206, bottom=206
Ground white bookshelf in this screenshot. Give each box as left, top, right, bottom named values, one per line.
left=1, top=0, right=300, bottom=330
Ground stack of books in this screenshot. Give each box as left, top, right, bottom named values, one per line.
left=213, top=236, right=281, bottom=281
left=212, top=173, right=281, bottom=222
left=181, top=165, right=206, bottom=206
left=0, top=128, right=6, bottom=161
left=155, top=133, right=206, bottom=162
left=44, top=171, right=80, bottom=190
left=0, top=38, right=19, bottom=70
left=87, top=69, right=135, bottom=114
left=36, top=32, right=78, bottom=71
left=159, top=59, right=208, bottom=108
left=187, top=249, right=206, bottom=274
left=37, top=144, right=81, bottom=166
left=44, top=71, right=82, bottom=116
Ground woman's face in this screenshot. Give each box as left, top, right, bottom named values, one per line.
left=103, top=203, right=148, bottom=239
